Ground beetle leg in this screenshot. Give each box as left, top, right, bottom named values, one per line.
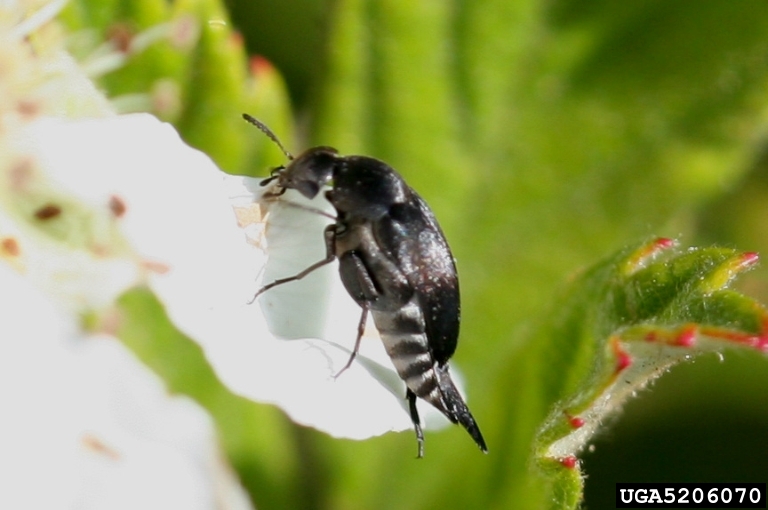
left=249, top=224, right=337, bottom=303
left=333, top=251, right=380, bottom=377
left=407, top=388, right=425, bottom=458
left=338, top=250, right=381, bottom=302
left=332, top=304, right=369, bottom=379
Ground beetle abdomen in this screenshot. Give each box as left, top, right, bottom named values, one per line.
left=372, top=299, right=487, bottom=452
left=372, top=300, right=454, bottom=416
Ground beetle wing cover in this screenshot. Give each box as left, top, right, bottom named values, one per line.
left=374, top=190, right=460, bottom=364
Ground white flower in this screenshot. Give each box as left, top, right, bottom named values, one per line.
left=1, top=2, right=255, bottom=507
left=0, top=265, right=254, bottom=510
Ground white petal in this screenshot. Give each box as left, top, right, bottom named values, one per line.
left=2, top=124, right=141, bottom=310
left=0, top=265, right=254, bottom=510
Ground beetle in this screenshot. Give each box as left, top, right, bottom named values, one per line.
left=243, top=113, right=487, bottom=457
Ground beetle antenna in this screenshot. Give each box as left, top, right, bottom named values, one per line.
left=242, top=113, right=294, bottom=160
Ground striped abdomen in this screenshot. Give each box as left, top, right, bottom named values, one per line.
left=371, top=299, right=453, bottom=417
left=371, top=298, right=488, bottom=452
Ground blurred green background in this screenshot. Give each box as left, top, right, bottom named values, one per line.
left=61, top=0, right=768, bottom=508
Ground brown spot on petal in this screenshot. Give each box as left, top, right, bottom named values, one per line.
left=81, top=433, right=121, bottom=460
left=1, top=237, right=20, bottom=257
left=96, top=308, right=123, bottom=337
left=143, top=260, right=171, bottom=274
left=9, top=159, right=34, bottom=190
left=91, top=244, right=112, bottom=258
left=108, top=195, right=127, bottom=217
left=34, top=204, right=62, bottom=220
left=17, top=99, right=40, bottom=118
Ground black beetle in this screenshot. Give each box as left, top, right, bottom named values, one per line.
left=243, top=113, right=487, bottom=457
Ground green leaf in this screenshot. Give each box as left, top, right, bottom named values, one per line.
left=524, top=239, right=765, bottom=509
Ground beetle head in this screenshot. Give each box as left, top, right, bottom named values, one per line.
left=242, top=113, right=336, bottom=198
left=277, top=147, right=339, bottom=199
